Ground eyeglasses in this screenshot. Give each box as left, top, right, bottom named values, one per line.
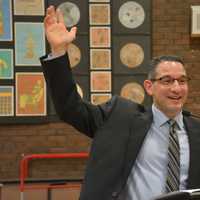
left=150, top=75, right=190, bottom=86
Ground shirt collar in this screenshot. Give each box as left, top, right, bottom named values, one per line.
left=152, top=104, right=184, bottom=130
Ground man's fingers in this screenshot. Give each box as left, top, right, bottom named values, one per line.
left=46, top=5, right=57, bottom=23
left=70, top=27, right=77, bottom=40
left=44, top=14, right=55, bottom=30
left=57, top=8, right=65, bottom=24
left=46, top=5, right=55, bottom=17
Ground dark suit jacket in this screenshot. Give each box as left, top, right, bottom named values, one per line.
left=41, top=53, right=200, bottom=200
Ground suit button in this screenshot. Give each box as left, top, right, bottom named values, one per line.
left=112, top=191, right=118, bottom=197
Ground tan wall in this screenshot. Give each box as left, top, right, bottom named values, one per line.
left=1, top=0, right=200, bottom=182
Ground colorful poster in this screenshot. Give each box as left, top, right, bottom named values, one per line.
left=14, top=0, right=44, bottom=16
left=15, top=22, right=45, bottom=66
left=16, top=73, right=46, bottom=116
left=0, top=86, right=14, bottom=116
left=0, top=49, right=13, bottom=79
left=0, top=0, right=12, bottom=41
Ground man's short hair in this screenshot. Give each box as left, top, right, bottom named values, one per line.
left=148, top=55, right=185, bottom=79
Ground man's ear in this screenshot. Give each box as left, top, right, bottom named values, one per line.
left=143, top=80, right=153, bottom=96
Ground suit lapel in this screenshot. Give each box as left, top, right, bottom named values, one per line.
left=184, top=117, right=200, bottom=188
left=123, top=109, right=153, bottom=181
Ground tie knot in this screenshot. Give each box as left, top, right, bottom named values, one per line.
left=168, top=119, right=176, bottom=126
left=168, top=119, right=179, bottom=129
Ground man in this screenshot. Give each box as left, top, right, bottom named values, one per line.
left=41, top=6, right=200, bottom=200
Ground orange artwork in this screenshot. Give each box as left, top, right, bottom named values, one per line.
left=91, top=71, right=111, bottom=92
left=0, top=9, right=4, bottom=35
left=90, top=27, right=110, bottom=47
left=90, top=49, right=111, bottom=69
left=120, top=82, right=145, bottom=104
left=68, top=43, right=81, bottom=68
left=90, top=4, right=110, bottom=25
left=91, top=93, right=111, bottom=105
left=16, top=73, right=46, bottom=116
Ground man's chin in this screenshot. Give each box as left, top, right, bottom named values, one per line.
left=167, top=105, right=182, bottom=115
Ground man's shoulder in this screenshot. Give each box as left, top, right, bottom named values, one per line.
left=183, top=111, right=200, bottom=127
left=107, top=95, right=147, bottom=114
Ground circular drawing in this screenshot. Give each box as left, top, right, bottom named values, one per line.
left=68, top=43, right=81, bottom=68
left=118, top=1, right=145, bottom=29
left=58, top=2, right=80, bottom=27
left=120, top=82, right=145, bottom=104
left=120, top=43, right=144, bottom=68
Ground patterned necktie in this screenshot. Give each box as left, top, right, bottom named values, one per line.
left=166, top=119, right=180, bottom=192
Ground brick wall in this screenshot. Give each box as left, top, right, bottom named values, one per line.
left=1, top=0, right=200, bottom=182
left=153, top=0, right=200, bottom=113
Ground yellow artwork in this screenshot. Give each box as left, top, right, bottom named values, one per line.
left=0, top=86, right=13, bottom=116
left=25, top=33, right=35, bottom=59
left=0, top=58, right=8, bottom=71
left=19, top=80, right=44, bottom=109
left=14, top=0, right=44, bottom=16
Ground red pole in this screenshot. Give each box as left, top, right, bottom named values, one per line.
left=19, top=153, right=89, bottom=193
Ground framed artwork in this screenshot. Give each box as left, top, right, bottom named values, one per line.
left=0, top=0, right=12, bottom=41
left=48, top=0, right=88, bottom=34
left=90, top=27, right=111, bottom=48
left=120, top=43, right=144, bottom=69
left=89, top=0, right=110, bottom=2
left=112, top=0, right=151, bottom=34
left=14, top=22, right=45, bottom=66
left=68, top=43, right=81, bottom=69
left=112, top=35, right=151, bottom=74
left=0, top=49, right=13, bottom=79
left=90, top=71, right=111, bottom=92
left=191, top=5, right=200, bottom=37
left=0, top=0, right=152, bottom=123
left=90, top=49, right=111, bottom=70
left=58, top=1, right=80, bottom=27
left=16, top=73, right=46, bottom=116
left=120, top=82, right=145, bottom=104
left=91, top=93, right=111, bottom=105
left=89, top=4, right=110, bottom=25
left=113, top=74, right=151, bottom=106
left=0, top=86, right=14, bottom=116
left=14, top=0, right=45, bottom=16
left=68, top=35, right=89, bottom=75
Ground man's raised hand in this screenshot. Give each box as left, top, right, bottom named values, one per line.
left=44, top=5, right=77, bottom=56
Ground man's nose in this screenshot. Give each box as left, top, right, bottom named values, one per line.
left=171, top=80, right=181, bottom=90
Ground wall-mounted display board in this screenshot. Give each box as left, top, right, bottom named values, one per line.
left=0, top=0, right=151, bottom=124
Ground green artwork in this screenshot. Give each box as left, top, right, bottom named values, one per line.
left=0, top=49, right=13, bottom=79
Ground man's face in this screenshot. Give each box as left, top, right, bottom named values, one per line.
left=144, top=61, right=189, bottom=118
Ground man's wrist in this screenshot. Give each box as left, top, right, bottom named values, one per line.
left=51, top=49, right=66, bottom=57
left=51, top=45, right=68, bottom=57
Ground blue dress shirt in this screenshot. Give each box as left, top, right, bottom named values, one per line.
left=124, top=104, right=190, bottom=200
